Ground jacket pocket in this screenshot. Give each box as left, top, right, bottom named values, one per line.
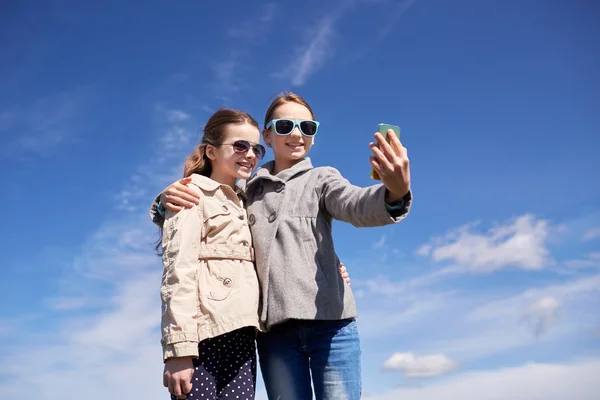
left=199, top=260, right=239, bottom=301
left=203, top=200, right=233, bottom=221
left=302, top=239, right=328, bottom=284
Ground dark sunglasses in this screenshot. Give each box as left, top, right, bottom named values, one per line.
left=266, top=118, right=320, bottom=137
left=220, top=140, right=266, bottom=160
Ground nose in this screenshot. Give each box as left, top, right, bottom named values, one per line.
left=290, top=126, right=302, bottom=138
left=245, top=147, right=257, bottom=159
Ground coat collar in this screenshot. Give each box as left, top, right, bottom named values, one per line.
left=247, top=158, right=314, bottom=186
left=189, top=174, right=247, bottom=200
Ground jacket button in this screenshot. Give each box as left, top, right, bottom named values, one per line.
left=268, top=213, right=277, bottom=223
left=223, top=278, right=232, bottom=287
left=238, top=213, right=245, bottom=220
left=275, top=183, right=284, bottom=192
left=248, top=214, right=255, bottom=225
left=255, top=186, right=264, bottom=196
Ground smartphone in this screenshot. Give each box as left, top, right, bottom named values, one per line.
left=370, top=123, right=400, bottom=180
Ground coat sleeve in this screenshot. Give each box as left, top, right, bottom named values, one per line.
left=149, top=193, right=165, bottom=227
left=160, top=185, right=203, bottom=360
left=319, top=167, right=412, bottom=227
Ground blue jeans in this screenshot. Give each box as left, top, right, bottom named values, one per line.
left=256, top=318, right=361, bottom=400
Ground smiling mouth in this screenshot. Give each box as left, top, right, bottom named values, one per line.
left=237, top=161, right=253, bottom=169
left=286, top=143, right=303, bottom=148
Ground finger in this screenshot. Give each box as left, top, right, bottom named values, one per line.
left=181, top=374, right=193, bottom=396
left=370, top=144, right=394, bottom=172
left=172, top=378, right=183, bottom=399
left=369, top=157, right=384, bottom=176
left=374, top=132, right=397, bottom=160
left=165, top=195, right=196, bottom=209
left=164, top=202, right=184, bottom=212
left=168, top=188, right=201, bottom=204
left=386, top=130, right=405, bottom=156
left=168, top=378, right=175, bottom=397
left=174, top=183, right=201, bottom=201
left=163, top=371, right=168, bottom=388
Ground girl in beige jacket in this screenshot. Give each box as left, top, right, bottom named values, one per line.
left=159, top=108, right=265, bottom=400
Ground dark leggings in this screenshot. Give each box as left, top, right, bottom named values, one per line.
left=171, top=327, right=257, bottom=400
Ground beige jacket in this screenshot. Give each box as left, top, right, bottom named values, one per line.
left=160, top=174, right=260, bottom=361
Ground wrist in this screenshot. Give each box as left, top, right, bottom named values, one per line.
left=385, top=189, right=408, bottom=204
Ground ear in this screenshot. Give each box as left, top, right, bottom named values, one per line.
left=206, top=145, right=217, bottom=161
left=262, top=129, right=272, bottom=147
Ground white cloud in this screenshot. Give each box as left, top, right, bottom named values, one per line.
left=364, top=358, right=600, bottom=400
left=583, top=227, right=600, bottom=241
left=382, top=352, right=459, bottom=378
left=420, top=214, right=552, bottom=271
left=521, top=296, right=560, bottom=338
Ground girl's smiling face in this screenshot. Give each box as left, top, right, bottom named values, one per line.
left=263, top=101, right=315, bottom=172
left=208, top=122, right=262, bottom=186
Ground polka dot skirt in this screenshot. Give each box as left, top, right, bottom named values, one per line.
left=171, top=327, right=257, bottom=400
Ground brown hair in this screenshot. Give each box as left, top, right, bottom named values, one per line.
left=155, top=108, right=259, bottom=254
left=184, top=108, right=259, bottom=178
left=263, top=92, right=315, bottom=129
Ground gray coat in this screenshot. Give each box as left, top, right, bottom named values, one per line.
left=243, top=158, right=411, bottom=330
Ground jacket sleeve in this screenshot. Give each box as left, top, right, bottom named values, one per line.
left=319, top=167, right=412, bottom=227
left=160, top=186, right=203, bottom=361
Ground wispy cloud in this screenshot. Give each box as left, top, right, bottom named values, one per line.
left=0, top=102, right=201, bottom=399
left=274, top=0, right=417, bottom=85
left=417, top=214, right=553, bottom=271
left=583, top=227, right=600, bottom=241
left=372, top=234, right=386, bottom=249
left=276, top=18, right=337, bottom=87
left=114, top=106, right=198, bottom=213
left=210, top=3, right=279, bottom=95
left=364, top=358, right=600, bottom=400
left=0, top=85, right=92, bottom=158
left=565, top=252, right=600, bottom=269
left=227, top=3, right=278, bottom=39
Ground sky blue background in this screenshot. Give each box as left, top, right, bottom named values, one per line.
left=1, top=1, right=599, bottom=399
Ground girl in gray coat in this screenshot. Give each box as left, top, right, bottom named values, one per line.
left=152, top=92, right=412, bottom=400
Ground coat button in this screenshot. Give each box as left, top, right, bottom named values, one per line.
left=248, top=214, right=256, bottom=225
left=275, top=183, right=284, bottom=192
left=268, top=213, right=277, bottom=223
left=238, top=213, right=245, bottom=220
left=255, top=186, right=264, bottom=196
left=223, top=278, right=232, bottom=287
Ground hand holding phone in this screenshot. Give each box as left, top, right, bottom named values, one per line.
left=370, top=123, right=400, bottom=180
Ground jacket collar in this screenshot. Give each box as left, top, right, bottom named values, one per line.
left=189, top=174, right=248, bottom=200
left=248, top=157, right=314, bottom=186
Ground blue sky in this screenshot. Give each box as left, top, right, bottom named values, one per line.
left=1, top=0, right=599, bottom=398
